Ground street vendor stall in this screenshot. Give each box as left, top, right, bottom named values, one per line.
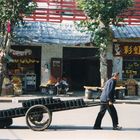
left=84, top=86, right=126, bottom=99
left=11, top=75, right=22, bottom=96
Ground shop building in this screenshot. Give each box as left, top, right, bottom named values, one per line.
left=112, top=25, right=140, bottom=96
left=41, top=45, right=101, bottom=90
left=11, top=22, right=140, bottom=95
left=7, top=45, right=41, bottom=92
left=2, top=0, right=140, bottom=95
left=11, top=21, right=102, bottom=92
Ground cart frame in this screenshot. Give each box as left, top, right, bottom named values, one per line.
left=0, top=97, right=100, bottom=131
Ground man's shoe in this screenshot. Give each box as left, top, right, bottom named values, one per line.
left=93, top=126, right=103, bottom=130
left=113, top=126, right=122, bottom=130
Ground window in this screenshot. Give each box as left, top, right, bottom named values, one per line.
left=123, top=56, right=140, bottom=81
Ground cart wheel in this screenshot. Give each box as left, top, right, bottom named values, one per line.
left=25, top=105, right=52, bottom=131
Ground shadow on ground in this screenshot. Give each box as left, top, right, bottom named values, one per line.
left=6, top=125, right=140, bottom=132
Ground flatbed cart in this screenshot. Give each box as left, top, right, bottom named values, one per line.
left=0, top=97, right=101, bottom=131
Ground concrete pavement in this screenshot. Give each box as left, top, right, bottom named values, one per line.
left=0, top=103, right=140, bottom=140
left=0, top=91, right=140, bottom=104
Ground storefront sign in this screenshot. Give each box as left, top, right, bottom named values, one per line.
left=13, top=59, right=39, bottom=64
left=9, top=49, right=32, bottom=56
left=113, top=43, right=140, bottom=56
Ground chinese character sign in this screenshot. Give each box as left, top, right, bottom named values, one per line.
left=113, top=43, right=140, bottom=56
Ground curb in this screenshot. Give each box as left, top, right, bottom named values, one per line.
left=0, top=97, right=140, bottom=105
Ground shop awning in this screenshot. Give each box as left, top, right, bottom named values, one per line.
left=112, top=25, right=140, bottom=39
left=13, top=21, right=91, bottom=45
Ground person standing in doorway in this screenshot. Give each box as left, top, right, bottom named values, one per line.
left=93, top=72, right=122, bottom=130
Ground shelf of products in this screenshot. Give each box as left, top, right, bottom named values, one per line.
left=123, top=57, right=140, bottom=80
left=11, top=74, right=36, bottom=91
left=25, top=74, right=36, bottom=91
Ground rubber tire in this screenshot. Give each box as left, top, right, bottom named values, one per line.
left=25, top=105, right=52, bottom=131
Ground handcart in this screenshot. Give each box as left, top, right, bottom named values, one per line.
left=0, top=97, right=101, bottom=131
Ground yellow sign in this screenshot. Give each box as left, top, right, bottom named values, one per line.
left=113, top=43, right=140, bottom=56
left=124, top=45, right=140, bottom=55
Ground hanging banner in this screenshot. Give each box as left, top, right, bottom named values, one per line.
left=9, top=49, right=32, bottom=56
left=12, top=59, right=39, bottom=64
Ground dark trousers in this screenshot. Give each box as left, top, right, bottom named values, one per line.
left=94, top=102, right=118, bottom=128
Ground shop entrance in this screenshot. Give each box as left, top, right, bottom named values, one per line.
left=8, top=45, right=41, bottom=93
left=63, top=47, right=101, bottom=90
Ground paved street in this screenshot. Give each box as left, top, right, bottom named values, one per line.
left=0, top=102, right=140, bottom=140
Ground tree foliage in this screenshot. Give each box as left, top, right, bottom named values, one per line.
left=76, top=0, right=134, bottom=49
left=0, top=0, right=37, bottom=42
left=76, top=0, right=134, bottom=84
left=0, top=0, right=37, bottom=94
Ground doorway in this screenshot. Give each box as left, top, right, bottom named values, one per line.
left=63, top=47, right=101, bottom=90
left=8, top=45, right=41, bottom=92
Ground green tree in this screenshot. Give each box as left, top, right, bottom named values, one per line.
left=0, top=0, right=37, bottom=94
left=76, top=0, right=133, bottom=86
